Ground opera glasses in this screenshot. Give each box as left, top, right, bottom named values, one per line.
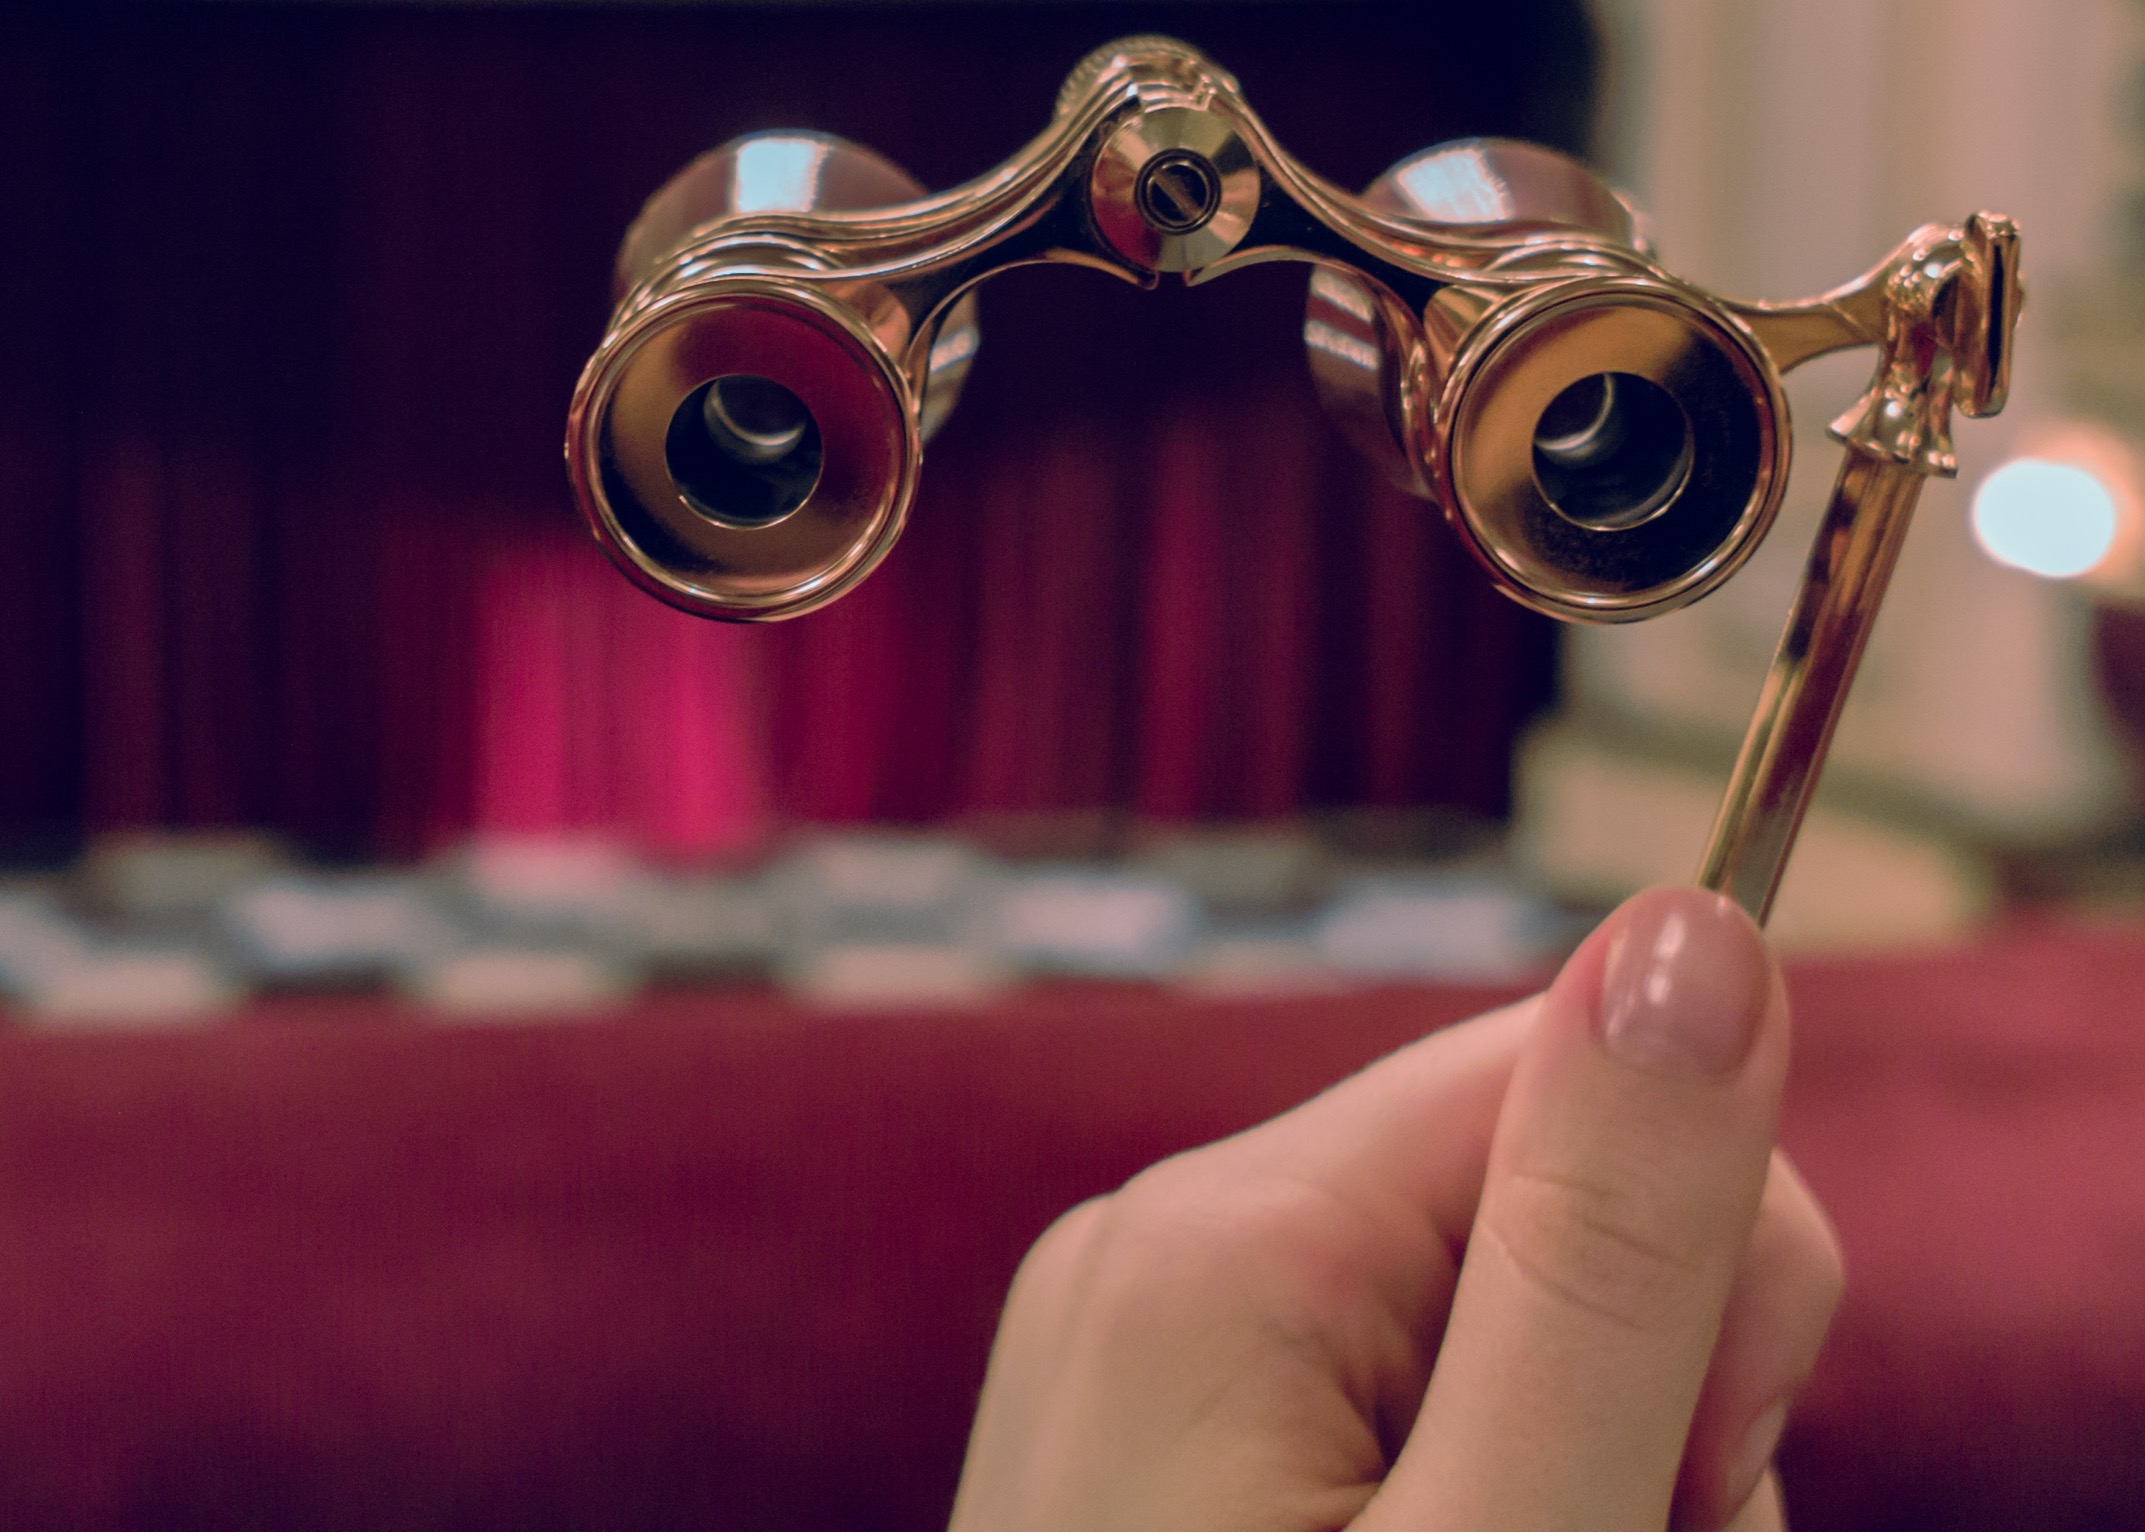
left=565, top=35, right=2020, bottom=922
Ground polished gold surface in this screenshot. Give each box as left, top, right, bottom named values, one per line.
left=1698, top=213, right=2021, bottom=921
left=1305, top=139, right=1644, bottom=496
left=1437, top=276, right=1789, bottom=621
left=1090, top=107, right=1260, bottom=272
left=566, top=35, right=1684, bottom=623
left=569, top=132, right=969, bottom=619
left=1696, top=453, right=1926, bottom=919
left=581, top=280, right=920, bottom=618
left=566, top=35, right=2021, bottom=922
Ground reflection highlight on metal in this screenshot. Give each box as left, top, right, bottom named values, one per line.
left=565, top=35, right=2021, bottom=925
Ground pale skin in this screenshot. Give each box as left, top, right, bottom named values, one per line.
left=952, top=886, right=1844, bottom=1530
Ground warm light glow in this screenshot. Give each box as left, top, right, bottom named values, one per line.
left=1970, top=457, right=2121, bottom=579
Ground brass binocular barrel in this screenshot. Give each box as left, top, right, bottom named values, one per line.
left=565, top=35, right=2020, bottom=923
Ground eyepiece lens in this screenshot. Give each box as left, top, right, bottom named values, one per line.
left=1531, top=371, right=1693, bottom=532
left=665, top=373, right=823, bottom=527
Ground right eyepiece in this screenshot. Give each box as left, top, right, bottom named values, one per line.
left=1528, top=371, right=1694, bottom=532
left=1438, top=279, right=1792, bottom=622
left=1303, top=139, right=1791, bottom=622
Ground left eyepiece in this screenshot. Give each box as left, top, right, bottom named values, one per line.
left=571, top=281, right=921, bottom=619
left=567, top=132, right=976, bottom=621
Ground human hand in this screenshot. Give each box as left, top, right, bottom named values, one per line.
left=951, top=886, right=1843, bottom=1529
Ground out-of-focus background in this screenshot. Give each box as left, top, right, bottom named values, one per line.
left=3, top=0, right=2145, bottom=1527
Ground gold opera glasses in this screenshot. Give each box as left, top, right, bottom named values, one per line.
left=565, top=36, right=2020, bottom=924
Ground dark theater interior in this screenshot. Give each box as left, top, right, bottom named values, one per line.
left=4, top=0, right=2145, bottom=1528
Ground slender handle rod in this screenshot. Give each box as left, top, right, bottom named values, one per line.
left=1696, top=448, right=1931, bottom=922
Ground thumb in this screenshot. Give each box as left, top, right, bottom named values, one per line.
left=1358, top=886, right=1787, bottom=1530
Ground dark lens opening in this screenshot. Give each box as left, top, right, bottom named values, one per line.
left=1531, top=372, right=1694, bottom=532
left=665, top=374, right=823, bottom=527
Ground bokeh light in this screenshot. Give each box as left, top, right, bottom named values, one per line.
left=1970, top=457, right=2121, bottom=579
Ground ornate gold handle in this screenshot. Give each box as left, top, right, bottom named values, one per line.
left=1698, top=215, right=2021, bottom=919
left=564, top=35, right=2021, bottom=924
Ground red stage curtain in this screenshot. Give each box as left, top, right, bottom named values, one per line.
left=0, top=2, right=1588, bottom=860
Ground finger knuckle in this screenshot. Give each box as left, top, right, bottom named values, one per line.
left=1483, top=1166, right=1711, bottom=1336
left=1022, top=1194, right=1109, bottom=1276
left=1070, top=1158, right=1369, bottom=1341
left=1783, top=1210, right=1847, bottom=1321
left=1815, top=1225, right=1847, bottom=1311
left=1757, top=1158, right=1848, bottom=1313
left=1071, top=1167, right=1255, bottom=1326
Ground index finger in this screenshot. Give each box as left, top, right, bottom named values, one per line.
left=1363, top=887, right=1789, bottom=1529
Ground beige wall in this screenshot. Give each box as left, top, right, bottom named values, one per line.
left=1577, top=0, right=2136, bottom=836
